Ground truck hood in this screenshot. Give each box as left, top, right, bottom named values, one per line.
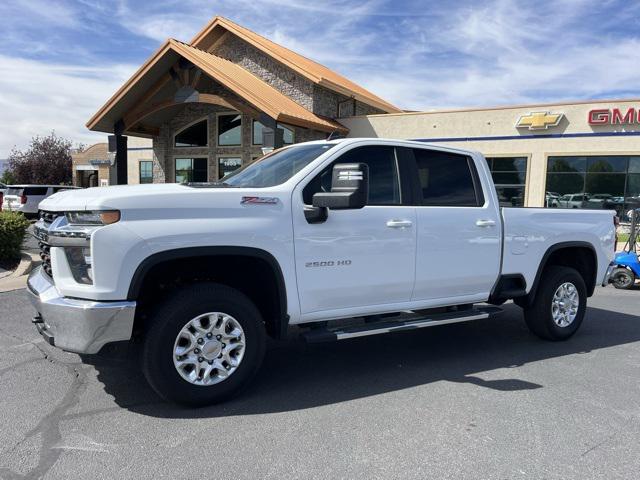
left=40, top=183, right=194, bottom=211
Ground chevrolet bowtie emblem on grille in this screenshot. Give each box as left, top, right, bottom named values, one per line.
left=516, top=111, right=564, bottom=130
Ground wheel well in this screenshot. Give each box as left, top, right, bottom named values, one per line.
left=519, top=244, right=597, bottom=308
left=130, top=250, right=287, bottom=339
left=543, top=246, right=597, bottom=296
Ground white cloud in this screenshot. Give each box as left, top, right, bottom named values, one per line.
left=0, top=55, right=137, bottom=157
left=2, top=0, right=640, bottom=158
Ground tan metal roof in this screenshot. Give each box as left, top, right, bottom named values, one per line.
left=86, top=40, right=348, bottom=134
left=191, top=16, right=402, bottom=114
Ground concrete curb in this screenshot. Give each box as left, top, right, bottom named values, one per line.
left=0, top=252, right=39, bottom=293
left=10, top=252, right=35, bottom=278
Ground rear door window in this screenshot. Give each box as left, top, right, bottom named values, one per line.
left=412, top=148, right=483, bottom=206
left=24, top=187, right=48, bottom=195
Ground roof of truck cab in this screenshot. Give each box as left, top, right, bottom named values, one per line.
left=6, top=184, right=80, bottom=188
left=299, top=137, right=483, bottom=156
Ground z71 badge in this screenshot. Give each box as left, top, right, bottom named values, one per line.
left=305, top=260, right=352, bottom=268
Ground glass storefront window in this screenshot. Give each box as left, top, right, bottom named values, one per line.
left=218, top=157, right=242, bottom=179
left=175, top=158, right=207, bottom=183
left=139, top=160, right=153, bottom=184
left=175, top=120, right=207, bottom=147
left=218, top=114, right=242, bottom=146
left=485, top=157, right=528, bottom=206
left=546, top=156, right=640, bottom=220
left=252, top=121, right=294, bottom=145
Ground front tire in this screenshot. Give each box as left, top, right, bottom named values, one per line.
left=523, top=266, right=587, bottom=341
left=142, top=283, right=266, bottom=406
left=610, top=267, right=635, bottom=290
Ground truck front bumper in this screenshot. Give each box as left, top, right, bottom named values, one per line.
left=26, top=266, right=136, bottom=354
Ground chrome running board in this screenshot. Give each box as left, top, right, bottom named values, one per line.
left=302, top=306, right=502, bottom=343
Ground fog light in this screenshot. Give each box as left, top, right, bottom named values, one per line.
left=64, top=246, right=93, bottom=284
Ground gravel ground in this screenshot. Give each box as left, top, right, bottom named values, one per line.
left=0, top=286, right=639, bottom=479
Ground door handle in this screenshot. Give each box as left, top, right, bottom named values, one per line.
left=476, top=219, right=496, bottom=227
left=386, top=219, right=413, bottom=228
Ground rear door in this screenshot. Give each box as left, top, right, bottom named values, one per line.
left=409, top=147, right=501, bottom=303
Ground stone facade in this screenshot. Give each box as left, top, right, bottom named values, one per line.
left=212, top=35, right=384, bottom=119
left=214, top=35, right=314, bottom=111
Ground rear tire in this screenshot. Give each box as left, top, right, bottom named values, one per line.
left=142, top=283, right=266, bottom=406
left=523, top=266, right=587, bottom=341
left=610, top=267, right=635, bottom=290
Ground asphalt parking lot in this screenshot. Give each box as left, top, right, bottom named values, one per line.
left=1, top=286, right=639, bottom=480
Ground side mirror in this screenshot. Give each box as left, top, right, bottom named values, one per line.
left=312, top=163, right=369, bottom=210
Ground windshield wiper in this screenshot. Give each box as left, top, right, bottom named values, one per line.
left=184, top=182, right=234, bottom=188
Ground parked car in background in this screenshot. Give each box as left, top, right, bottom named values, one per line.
left=546, top=192, right=560, bottom=208
left=558, top=193, right=590, bottom=209
left=2, top=185, right=80, bottom=218
left=0, top=182, right=6, bottom=211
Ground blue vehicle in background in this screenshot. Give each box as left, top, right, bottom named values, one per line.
left=610, top=209, right=640, bottom=290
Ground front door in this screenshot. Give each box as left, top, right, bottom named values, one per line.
left=292, top=145, right=417, bottom=320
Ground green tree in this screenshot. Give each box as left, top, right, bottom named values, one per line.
left=6, top=132, right=74, bottom=185
left=0, top=169, right=16, bottom=184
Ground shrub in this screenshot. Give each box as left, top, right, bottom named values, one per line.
left=0, top=211, right=30, bottom=261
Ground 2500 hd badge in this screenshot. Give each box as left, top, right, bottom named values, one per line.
left=305, top=260, right=352, bottom=267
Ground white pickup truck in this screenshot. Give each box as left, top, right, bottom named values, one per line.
left=28, top=138, right=616, bottom=405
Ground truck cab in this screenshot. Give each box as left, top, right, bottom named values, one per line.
left=27, top=138, right=616, bottom=406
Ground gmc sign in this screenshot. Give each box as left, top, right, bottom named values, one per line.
left=588, top=108, right=639, bottom=125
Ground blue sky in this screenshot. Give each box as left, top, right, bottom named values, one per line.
left=2, top=0, right=640, bottom=156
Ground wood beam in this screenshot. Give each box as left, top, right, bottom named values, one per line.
left=169, top=67, right=183, bottom=89
left=124, top=93, right=259, bottom=131
left=190, top=68, right=202, bottom=89
left=207, top=31, right=229, bottom=53
left=121, top=73, right=172, bottom=128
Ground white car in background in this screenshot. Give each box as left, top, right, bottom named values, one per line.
left=545, top=192, right=560, bottom=208
left=2, top=185, right=80, bottom=218
left=558, top=193, right=590, bottom=209
left=0, top=183, right=7, bottom=211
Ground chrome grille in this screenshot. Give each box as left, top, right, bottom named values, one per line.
left=37, top=210, right=62, bottom=278
left=39, top=242, right=52, bottom=277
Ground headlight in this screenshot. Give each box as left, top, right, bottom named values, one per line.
left=65, top=210, right=120, bottom=225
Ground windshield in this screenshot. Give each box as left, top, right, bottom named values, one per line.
left=223, top=143, right=336, bottom=188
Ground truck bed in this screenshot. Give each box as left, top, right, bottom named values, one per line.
left=500, top=207, right=616, bottom=293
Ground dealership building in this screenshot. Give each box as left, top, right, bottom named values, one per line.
left=84, top=15, right=640, bottom=218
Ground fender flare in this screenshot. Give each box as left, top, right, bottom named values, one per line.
left=520, top=241, right=597, bottom=308
left=127, top=246, right=289, bottom=338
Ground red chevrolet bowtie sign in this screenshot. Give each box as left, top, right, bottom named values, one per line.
left=588, top=108, right=639, bottom=125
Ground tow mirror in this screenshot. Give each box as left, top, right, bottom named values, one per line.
left=312, top=163, right=369, bottom=210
